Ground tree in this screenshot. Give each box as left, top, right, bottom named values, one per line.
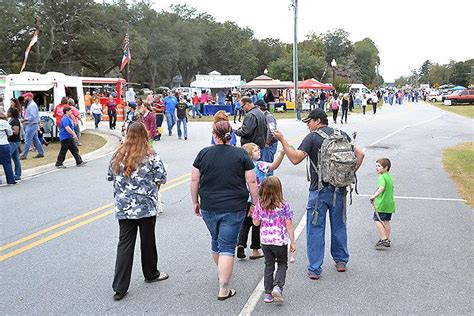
left=353, top=38, right=379, bottom=86
left=268, top=51, right=326, bottom=81
left=322, top=29, right=352, bottom=64
left=419, top=59, right=432, bottom=84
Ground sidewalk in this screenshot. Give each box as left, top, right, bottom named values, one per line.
left=1, top=122, right=121, bottom=184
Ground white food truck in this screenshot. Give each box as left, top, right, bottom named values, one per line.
left=4, top=72, right=87, bottom=132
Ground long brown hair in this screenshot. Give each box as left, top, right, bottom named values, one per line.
left=259, top=176, right=284, bottom=210
left=112, top=122, right=152, bottom=177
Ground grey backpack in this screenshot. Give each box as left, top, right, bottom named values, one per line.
left=310, top=128, right=357, bottom=190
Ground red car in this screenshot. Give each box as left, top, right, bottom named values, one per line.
left=446, top=89, right=474, bottom=105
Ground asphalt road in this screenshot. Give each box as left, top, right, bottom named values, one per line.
left=1, top=101, right=473, bottom=314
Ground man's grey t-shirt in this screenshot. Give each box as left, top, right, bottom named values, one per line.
left=298, top=126, right=351, bottom=191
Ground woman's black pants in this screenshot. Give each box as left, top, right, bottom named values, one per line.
left=112, top=216, right=160, bottom=294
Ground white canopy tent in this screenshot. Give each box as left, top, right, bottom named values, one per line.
left=241, top=75, right=293, bottom=89
left=190, top=71, right=242, bottom=89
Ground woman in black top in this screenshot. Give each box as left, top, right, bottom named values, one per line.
left=191, top=121, right=258, bottom=301
left=341, top=94, right=350, bottom=124
left=7, top=107, right=22, bottom=180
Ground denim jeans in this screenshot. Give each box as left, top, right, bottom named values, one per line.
left=177, top=118, right=188, bottom=138
left=341, top=106, right=348, bottom=122
left=0, top=144, right=16, bottom=183
left=92, top=113, right=101, bottom=128
left=74, top=124, right=81, bottom=142
left=201, top=210, right=246, bottom=256
left=22, top=123, right=44, bottom=158
left=191, top=106, right=202, bottom=118
left=165, top=112, right=176, bottom=135
left=306, top=187, right=349, bottom=275
left=319, top=100, right=326, bottom=110
left=9, top=142, right=21, bottom=179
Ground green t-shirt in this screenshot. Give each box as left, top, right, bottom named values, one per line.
left=375, top=172, right=396, bottom=213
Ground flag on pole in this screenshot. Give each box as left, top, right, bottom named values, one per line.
left=120, top=33, right=131, bottom=71
left=20, top=29, right=39, bottom=73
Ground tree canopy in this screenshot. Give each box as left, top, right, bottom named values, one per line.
left=0, top=1, right=383, bottom=88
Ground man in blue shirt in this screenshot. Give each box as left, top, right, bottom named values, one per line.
left=55, top=106, right=86, bottom=168
left=20, top=92, right=45, bottom=160
left=163, top=91, right=177, bottom=136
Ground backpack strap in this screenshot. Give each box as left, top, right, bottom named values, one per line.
left=309, top=129, right=329, bottom=190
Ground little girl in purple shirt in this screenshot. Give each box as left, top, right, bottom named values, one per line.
left=252, top=176, right=295, bottom=304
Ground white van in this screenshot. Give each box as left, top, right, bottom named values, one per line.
left=4, top=72, right=87, bottom=131
left=350, top=83, right=373, bottom=97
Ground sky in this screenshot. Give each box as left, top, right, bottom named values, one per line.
left=144, top=0, right=473, bottom=82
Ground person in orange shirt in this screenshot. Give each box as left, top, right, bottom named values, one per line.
left=84, top=91, right=92, bottom=115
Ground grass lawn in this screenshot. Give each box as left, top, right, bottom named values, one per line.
left=19, top=132, right=106, bottom=170
left=428, top=101, right=474, bottom=119
left=442, top=142, right=474, bottom=208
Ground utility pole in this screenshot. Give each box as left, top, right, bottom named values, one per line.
left=292, top=0, right=300, bottom=120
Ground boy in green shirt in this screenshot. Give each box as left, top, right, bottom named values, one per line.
left=370, top=158, right=395, bottom=249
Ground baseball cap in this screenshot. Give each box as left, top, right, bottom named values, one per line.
left=128, top=101, right=137, bottom=108
left=302, top=108, right=327, bottom=123
left=22, top=92, right=34, bottom=98
left=255, top=100, right=267, bottom=109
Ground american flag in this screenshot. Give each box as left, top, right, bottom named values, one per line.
left=20, top=29, right=39, bottom=73
left=120, top=33, right=131, bottom=71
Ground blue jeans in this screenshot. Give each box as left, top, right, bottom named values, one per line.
left=0, top=144, right=15, bottom=183
left=74, top=124, right=81, bottom=142
left=201, top=210, right=246, bottom=256
left=260, top=142, right=278, bottom=176
left=22, top=123, right=44, bottom=158
left=165, top=112, right=176, bottom=135
left=92, top=113, right=101, bottom=128
left=9, top=142, right=21, bottom=179
left=177, top=118, right=188, bottom=138
left=306, top=187, right=349, bottom=275
left=319, top=100, right=326, bottom=110
left=192, top=106, right=202, bottom=118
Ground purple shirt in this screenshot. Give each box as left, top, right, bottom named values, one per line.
left=252, top=200, right=294, bottom=246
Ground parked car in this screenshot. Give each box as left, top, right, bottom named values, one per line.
left=446, top=89, right=474, bottom=105
left=140, top=88, right=153, bottom=95
left=429, top=91, right=443, bottom=102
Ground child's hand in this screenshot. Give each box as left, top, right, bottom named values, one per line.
left=369, top=196, right=375, bottom=205
left=290, top=243, right=296, bottom=253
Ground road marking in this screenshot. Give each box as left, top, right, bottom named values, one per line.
left=365, top=110, right=445, bottom=149
left=0, top=175, right=191, bottom=261
left=356, top=194, right=466, bottom=202
left=239, top=111, right=447, bottom=315
left=0, top=203, right=113, bottom=252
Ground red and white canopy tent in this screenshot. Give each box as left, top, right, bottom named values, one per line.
left=293, top=78, right=334, bottom=90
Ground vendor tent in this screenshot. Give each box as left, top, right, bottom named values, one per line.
left=449, top=86, right=466, bottom=91
left=296, top=78, right=333, bottom=90
left=190, top=71, right=241, bottom=88
left=241, top=75, right=293, bottom=89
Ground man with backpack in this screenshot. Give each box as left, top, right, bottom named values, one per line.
left=273, top=108, right=364, bottom=279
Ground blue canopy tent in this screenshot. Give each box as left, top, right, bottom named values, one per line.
left=449, top=86, right=466, bottom=91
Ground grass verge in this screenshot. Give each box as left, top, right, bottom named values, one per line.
left=18, top=132, right=107, bottom=170
left=442, top=142, right=474, bottom=208
left=428, top=101, right=474, bottom=119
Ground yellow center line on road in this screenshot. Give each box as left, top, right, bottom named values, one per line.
left=0, top=174, right=191, bottom=261
left=0, top=133, right=306, bottom=262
